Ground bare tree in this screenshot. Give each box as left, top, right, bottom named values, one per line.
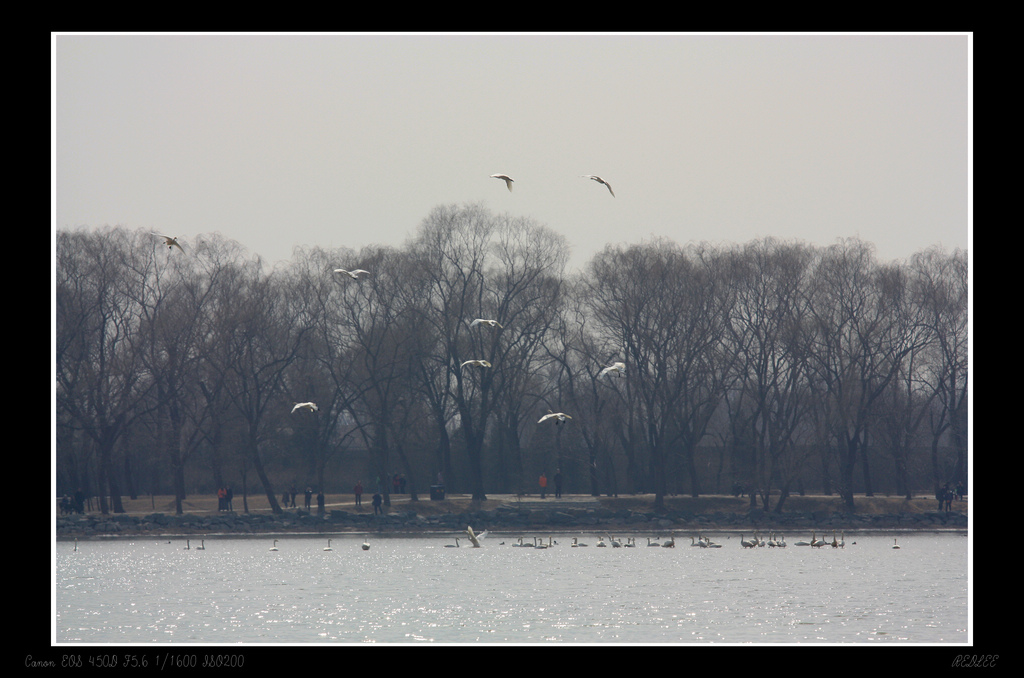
left=56, top=227, right=157, bottom=513
left=911, top=246, right=969, bottom=493
left=582, top=240, right=732, bottom=510
left=209, top=258, right=306, bottom=515
left=724, top=238, right=815, bottom=512
left=806, top=239, right=929, bottom=512
left=333, top=245, right=421, bottom=505
left=408, top=204, right=568, bottom=500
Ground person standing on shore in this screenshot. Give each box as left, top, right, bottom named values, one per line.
left=554, top=470, right=563, bottom=499
left=539, top=473, right=548, bottom=499
left=354, top=481, right=363, bottom=507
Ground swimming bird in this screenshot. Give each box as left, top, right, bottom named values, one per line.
left=269, top=540, right=279, bottom=551
left=647, top=537, right=661, bottom=547
left=538, top=411, right=572, bottom=425
left=291, top=402, right=318, bottom=413
left=157, top=234, right=185, bottom=252
left=662, top=537, right=675, bottom=548
left=196, top=539, right=205, bottom=550
left=469, top=318, right=503, bottom=329
left=324, top=539, right=333, bottom=551
left=460, top=359, right=492, bottom=370
left=624, top=537, right=637, bottom=547
left=334, top=268, right=370, bottom=280
left=491, top=173, right=514, bottom=191
left=362, top=540, right=370, bottom=550
left=581, top=175, right=615, bottom=197
left=445, top=538, right=460, bottom=548
left=740, top=534, right=756, bottom=548
left=572, top=537, right=588, bottom=547
left=596, top=536, right=606, bottom=547
left=609, top=536, right=622, bottom=548
left=892, top=538, right=901, bottom=549
left=599, top=361, right=626, bottom=378
left=184, top=539, right=191, bottom=550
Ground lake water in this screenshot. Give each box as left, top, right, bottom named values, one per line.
left=54, top=531, right=969, bottom=645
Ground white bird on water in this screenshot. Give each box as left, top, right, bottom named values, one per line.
left=269, top=540, right=279, bottom=551
left=291, top=402, right=319, bottom=414
left=334, top=268, right=370, bottom=280
left=599, top=362, right=626, bottom=378
left=460, top=359, right=492, bottom=370
left=491, top=173, right=514, bottom=191
left=470, top=318, right=503, bottom=329
left=538, top=411, right=572, bottom=425
left=157, top=234, right=185, bottom=253
left=466, top=526, right=488, bottom=547
left=445, top=538, right=460, bottom=548
left=362, top=540, right=371, bottom=551
left=581, top=175, right=615, bottom=197
left=324, top=539, right=333, bottom=551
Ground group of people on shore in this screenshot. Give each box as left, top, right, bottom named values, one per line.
left=59, top=489, right=87, bottom=515
left=937, top=482, right=966, bottom=511
left=275, top=486, right=327, bottom=513
left=216, top=487, right=234, bottom=511
left=537, top=470, right=563, bottom=499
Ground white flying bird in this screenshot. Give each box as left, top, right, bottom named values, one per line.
left=334, top=268, right=370, bottom=280
left=491, top=173, right=514, bottom=192
left=582, top=175, right=615, bottom=197
left=469, top=318, right=503, bottom=329
left=460, top=359, right=492, bottom=370
left=538, top=411, right=572, bottom=425
left=599, top=361, right=626, bottom=378
left=157, top=234, right=185, bottom=252
left=291, top=402, right=319, bottom=413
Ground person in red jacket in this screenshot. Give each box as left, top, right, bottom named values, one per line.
left=539, top=473, right=548, bottom=499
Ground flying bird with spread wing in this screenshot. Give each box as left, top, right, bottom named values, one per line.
left=599, top=361, right=626, bottom=378
left=538, top=411, right=572, bottom=425
left=334, top=268, right=370, bottom=280
left=156, top=234, right=185, bottom=252
left=581, top=175, right=615, bottom=197
left=491, top=173, right=515, bottom=192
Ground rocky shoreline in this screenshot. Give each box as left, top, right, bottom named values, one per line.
left=56, top=499, right=968, bottom=539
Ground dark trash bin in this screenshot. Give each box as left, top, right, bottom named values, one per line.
left=430, top=485, right=446, bottom=500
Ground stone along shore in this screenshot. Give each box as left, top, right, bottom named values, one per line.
left=56, top=495, right=968, bottom=539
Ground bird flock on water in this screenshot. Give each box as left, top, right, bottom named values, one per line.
left=71, top=527, right=897, bottom=554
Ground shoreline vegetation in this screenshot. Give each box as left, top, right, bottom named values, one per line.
left=56, top=493, right=968, bottom=540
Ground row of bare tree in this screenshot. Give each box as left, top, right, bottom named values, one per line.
left=55, top=203, right=968, bottom=514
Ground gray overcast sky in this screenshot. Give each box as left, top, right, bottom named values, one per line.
left=53, top=33, right=971, bottom=272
